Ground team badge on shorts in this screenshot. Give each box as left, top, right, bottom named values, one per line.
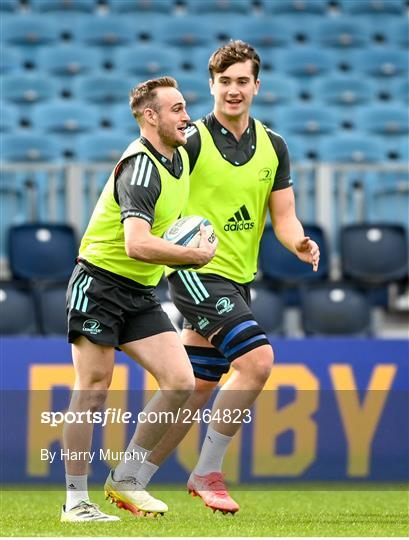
left=82, top=319, right=102, bottom=335
left=215, top=297, right=235, bottom=315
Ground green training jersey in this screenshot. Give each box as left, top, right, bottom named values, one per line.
left=79, top=139, right=190, bottom=287
left=182, top=117, right=284, bottom=283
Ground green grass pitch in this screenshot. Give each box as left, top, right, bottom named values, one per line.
left=1, top=484, right=408, bottom=537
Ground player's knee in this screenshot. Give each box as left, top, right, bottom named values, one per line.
left=233, top=345, right=274, bottom=385
left=186, top=345, right=230, bottom=384
left=160, top=368, right=195, bottom=396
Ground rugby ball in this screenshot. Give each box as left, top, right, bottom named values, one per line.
left=163, top=215, right=215, bottom=269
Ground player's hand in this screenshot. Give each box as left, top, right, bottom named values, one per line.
left=295, top=236, right=320, bottom=272
left=195, top=224, right=218, bottom=267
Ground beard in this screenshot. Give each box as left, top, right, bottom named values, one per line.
left=157, top=122, right=182, bottom=149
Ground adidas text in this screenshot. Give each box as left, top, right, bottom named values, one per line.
left=224, top=222, right=254, bottom=232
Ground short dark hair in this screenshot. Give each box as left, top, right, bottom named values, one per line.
left=129, top=76, right=178, bottom=124
left=208, top=40, right=261, bottom=81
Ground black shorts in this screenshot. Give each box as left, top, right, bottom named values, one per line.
left=66, top=264, right=175, bottom=346
left=168, top=271, right=252, bottom=338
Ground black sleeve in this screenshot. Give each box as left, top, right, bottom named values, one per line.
left=183, top=124, right=202, bottom=173
left=114, top=153, right=161, bottom=225
left=264, top=127, right=294, bottom=192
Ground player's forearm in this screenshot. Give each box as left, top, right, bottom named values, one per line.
left=273, top=216, right=305, bottom=255
left=126, top=235, right=208, bottom=266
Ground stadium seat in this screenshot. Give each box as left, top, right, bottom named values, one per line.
left=73, top=73, right=133, bottom=104
left=349, top=49, right=408, bottom=77
left=32, top=101, right=99, bottom=133
left=369, top=172, right=409, bottom=226
left=8, top=223, right=77, bottom=281
left=389, top=78, right=409, bottom=103
left=35, top=281, right=68, bottom=335
left=2, top=133, right=59, bottom=162
left=266, top=0, right=327, bottom=14
left=0, top=47, right=22, bottom=73
left=312, top=17, right=369, bottom=48
left=321, top=135, right=383, bottom=163
left=259, top=224, right=328, bottom=305
left=176, top=74, right=210, bottom=105
left=185, top=103, right=213, bottom=123
left=0, top=104, right=18, bottom=132
left=115, top=45, right=183, bottom=76
left=300, top=283, right=372, bottom=336
left=158, top=16, right=217, bottom=48
left=3, top=74, right=57, bottom=104
left=275, top=47, right=333, bottom=77
left=77, top=133, right=132, bottom=162
left=283, top=134, right=323, bottom=162
left=356, top=105, right=409, bottom=136
left=340, top=224, right=408, bottom=285
left=107, top=0, right=175, bottom=13
left=37, top=45, right=101, bottom=76
left=76, top=15, right=136, bottom=46
left=393, top=18, right=409, bottom=47
left=3, top=15, right=60, bottom=46
left=250, top=284, right=284, bottom=334
left=103, top=104, right=140, bottom=133
left=339, top=0, right=405, bottom=15
left=30, top=0, right=96, bottom=12
left=256, top=75, right=298, bottom=105
left=249, top=105, right=275, bottom=129
left=185, top=0, right=250, bottom=14
left=312, top=76, right=375, bottom=106
left=0, top=282, right=38, bottom=335
left=275, top=106, right=338, bottom=135
left=0, top=0, right=19, bottom=11
left=230, top=17, right=291, bottom=48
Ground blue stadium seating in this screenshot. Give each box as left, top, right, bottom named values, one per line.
left=0, top=47, right=23, bottom=73
left=356, top=105, right=409, bottom=136
left=230, top=17, right=291, bottom=49
left=321, top=135, right=383, bottom=163
left=77, top=133, right=132, bottom=161
left=369, top=172, right=409, bottom=227
left=390, top=78, right=409, bottom=103
left=0, top=104, right=18, bottom=131
left=259, top=223, right=328, bottom=305
left=158, top=16, right=217, bottom=48
left=339, top=0, right=405, bottom=15
left=73, top=73, right=134, bottom=104
left=250, top=284, right=284, bottom=334
left=185, top=0, right=250, bottom=14
left=312, top=76, right=375, bottom=106
left=266, top=0, right=327, bottom=14
left=2, top=133, right=60, bottom=162
left=35, top=281, right=69, bottom=335
left=37, top=45, right=101, bottom=76
left=30, top=0, right=96, bottom=12
left=256, top=75, right=298, bottom=105
left=300, top=283, right=372, bottom=336
left=115, top=44, right=183, bottom=76
left=8, top=223, right=77, bottom=281
left=107, top=0, right=175, bottom=13
left=394, top=19, right=409, bottom=48
left=176, top=74, right=211, bottom=105
left=3, top=74, right=58, bottom=104
left=274, top=47, right=333, bottom=77
left=0, top=281, right=38, bottom=335
left=312, top=17, right=370, bottom=48
left=341, top=223, right=408, bottom=285
left=32, top=102, right=99, bottom=133
left=349, top=48, right=408, bottom=77
left=3, top=15, right=60, bottom=46
left=275, top=106, right=338, bottom=135
left=0, top=0, right=18, bottom=11
left=76, top=15, right=136, bottom=47
left=104, top=104, right=140, bottom=133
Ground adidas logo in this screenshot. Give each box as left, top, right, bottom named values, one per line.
left=224, top=205, right=255, bottom=232
left=68, top=483, right=77, bottom=490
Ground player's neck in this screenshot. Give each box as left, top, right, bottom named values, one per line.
left=213, top=110, right=249, bottom=141
left=142, top=132, right=174, bottom=161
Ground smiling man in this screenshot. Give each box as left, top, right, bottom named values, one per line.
left=62, top=76, right=217, bottom=522
left=128, top=41, right=320, bottom=515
